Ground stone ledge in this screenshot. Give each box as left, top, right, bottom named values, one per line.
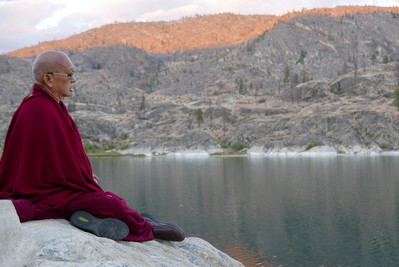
left=0, top=200, right=243, bottom=267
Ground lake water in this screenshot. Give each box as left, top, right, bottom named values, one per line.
left=91, top=155, right=399, bottom=266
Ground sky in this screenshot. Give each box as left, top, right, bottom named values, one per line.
left=1, top=0, right=399, bottom=54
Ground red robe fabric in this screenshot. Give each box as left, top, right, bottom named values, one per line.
left=0, top=84, right=154, bottom=241
left=0, top=84, right=102, bottom=210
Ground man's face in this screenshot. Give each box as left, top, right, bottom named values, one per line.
left=48, top=58, right=76, bottom=100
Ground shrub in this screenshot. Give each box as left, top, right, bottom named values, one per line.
left=194, top=109, right=204, bottom=127
left=305, top=140, right=318, bottom=151
left=222, top=66, right=235, bottom=73
left=383, top=55, right=389, bottom=64
left=103, top=144, right=116, bottom=151
left=120, top=134, right=128, bottom=140
left=84, top=143, right=98, bottom=153
left=119, top=144, right=129, bottom=150
left=296, top=50, right=307, bottom=64
left=379, top=143, right=389, bottom=150
left=232, top=142, right=248, bottom=151
left=219, top=142, right=227, bottom=149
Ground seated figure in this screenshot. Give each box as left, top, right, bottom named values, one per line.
left=0, top=50, right=184, bottom=242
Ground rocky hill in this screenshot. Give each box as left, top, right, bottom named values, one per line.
left=5, top=6, right=399, bottom=57
left=1, top=10, right=399, bottom=155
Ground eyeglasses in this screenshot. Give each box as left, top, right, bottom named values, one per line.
left=47, top=72, right=75, bottom=80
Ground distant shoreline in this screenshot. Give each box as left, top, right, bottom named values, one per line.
left=88, top=145, right=399, bottom=157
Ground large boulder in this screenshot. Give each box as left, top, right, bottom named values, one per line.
left=0, top=200, right=33, bottom=267
left=0, top=200, right=242, bottom=267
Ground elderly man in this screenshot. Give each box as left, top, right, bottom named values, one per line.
left=0, top=50, right=184, bottom=242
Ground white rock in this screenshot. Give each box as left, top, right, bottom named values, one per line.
left=0, top=200, right=243, bottom=267
left=0, top=200, right=26, bottom=267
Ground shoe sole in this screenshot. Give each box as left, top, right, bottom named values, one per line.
left=70, top=210, right=129, bottom=240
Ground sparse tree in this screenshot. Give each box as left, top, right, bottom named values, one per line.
left=395, top=62, right=399, bottom=84
left=139, top=95, right=146, bottom=112
left=136, top=94, right=148, bottom=119
left=349, top=34, right=359, bottom=77
left=371, top=53, right=377, bottom=64
left=253, top=81, right=263, bottom=99
left=348, top=55, right=358, bottom=77
left=342, top=62, right=349, bottom=74
left=393, top=88, right=399, bottom=111
left=194, top=109, right=204, bottom=127
left=205, top=100, right=214, bottom=128
left=188, top=117, right=193, bottom=129
left=236, top=78, right=246, bottom=95
left=292, top=73, right=300, bottom=86
left=216, top=80, right=224, bottom=90
left=295, top=88, right=303, bottom=103
left=296, top=50, right=307, bottom=64
left=221, top=107, right=230, bottom=136
left=283, top=65, right=290, bottom=89
left=394, top=62, right=399, bottom=111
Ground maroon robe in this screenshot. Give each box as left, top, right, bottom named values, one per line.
left=0, top=84, right=153, bottom=241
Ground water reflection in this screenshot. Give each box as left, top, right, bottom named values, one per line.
left=91, top=155, right=399, bottom=266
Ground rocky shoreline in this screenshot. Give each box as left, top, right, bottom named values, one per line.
left=111, top=145, right=399, bottom=157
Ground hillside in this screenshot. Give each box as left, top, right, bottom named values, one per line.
left=1, top=10, right=399, bottom=155
left=5, top=6, right=399, bottom=58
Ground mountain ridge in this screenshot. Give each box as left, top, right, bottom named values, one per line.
left=1, top=11, right=399, bottom=155
left=5, top=5, right=399, bottom=58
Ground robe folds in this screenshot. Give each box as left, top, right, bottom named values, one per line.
left=0, top=84, right=154, bottom=241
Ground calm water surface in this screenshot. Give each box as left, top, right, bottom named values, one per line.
left=91, top=155, right=399, bottom=266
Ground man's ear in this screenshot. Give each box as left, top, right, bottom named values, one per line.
left=43, top=73, right=53, bottom=88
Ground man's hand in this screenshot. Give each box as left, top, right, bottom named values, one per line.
left=93, top=174, right=100, bottom=184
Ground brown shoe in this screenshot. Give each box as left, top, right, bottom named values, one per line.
left=141, top=213, right=185, bottom=241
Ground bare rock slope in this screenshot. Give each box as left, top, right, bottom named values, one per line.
left=1, top=11, right=399, bottom=154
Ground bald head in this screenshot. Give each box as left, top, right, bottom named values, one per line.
left=32, top=51, right=73, bottom=83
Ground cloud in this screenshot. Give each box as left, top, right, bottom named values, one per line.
left=0, top=0, right=49, bottom=33
left=137, top=4, right=202, bottom=21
